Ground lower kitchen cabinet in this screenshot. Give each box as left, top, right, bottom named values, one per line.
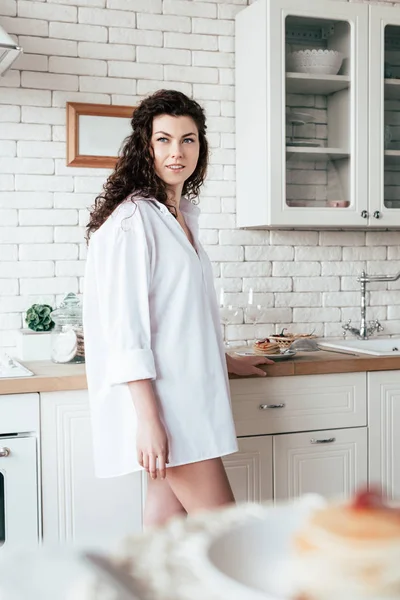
left=274, top=427, right=368, bottom=501
left=223, top=436, right=273, bottom=503
left=230, top=372, right=368, bottom=504
left=368, top=370, right=400, bottom=500
left=0, top=437, right=39, bottom=551
left=37, top=369, right=399, bottom=547
left=0, top=393, right=40, bottom=551
left=40, top=390, right=144, bottom=549
left=224, top=426, right=368, bottom=505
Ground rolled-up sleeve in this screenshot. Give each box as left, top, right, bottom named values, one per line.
left=95, top=208, right=156, bottom=385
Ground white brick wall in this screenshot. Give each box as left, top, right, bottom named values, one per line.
left=0, top=0, right=399, bottom=351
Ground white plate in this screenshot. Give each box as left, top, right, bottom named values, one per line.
left=205, top=495, right=326, bottom=600
left=285, top=110, right=317, bottom=125
left=51, top=328, right=77, bottom=363
left=235, top=350, right=296, bottom=361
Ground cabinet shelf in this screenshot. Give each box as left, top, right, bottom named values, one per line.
left=286, top=72, right=350, bottom=95
left=384, top=78, right=400, bottom=99
left=286, top=146, right=349, bottom=161
left=384, top=149, right=400, bottom=164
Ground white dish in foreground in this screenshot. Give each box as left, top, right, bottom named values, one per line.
left=235, top=350, right=296, bottom=361
left=205, top=495, right=325, bottom=600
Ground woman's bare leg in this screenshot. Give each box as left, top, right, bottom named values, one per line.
left=143, top=475, right=186, bottom=529
left=166, top=457, right=235, bottom=514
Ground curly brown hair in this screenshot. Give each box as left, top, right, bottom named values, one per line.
left=86, top=89, right=209, bottom=241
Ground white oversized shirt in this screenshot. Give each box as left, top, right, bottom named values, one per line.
left=83, top=197, right=238, bottom=478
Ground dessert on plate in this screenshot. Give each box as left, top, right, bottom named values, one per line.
left=268, top=328, right=316, bottom=350
left=252, top=338, right=281, bottom=355
left=290, top=489, right=400, bottom=600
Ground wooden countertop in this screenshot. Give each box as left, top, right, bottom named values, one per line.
left=229, top=350, right=400, bottom=379
left=0, top=361, right=87, bottom=395
left=0, top=351, right=399, bottom=395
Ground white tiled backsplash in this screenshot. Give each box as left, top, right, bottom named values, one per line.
left=0, top=0, right=399, bottom=352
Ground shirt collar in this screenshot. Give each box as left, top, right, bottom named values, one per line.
left=180, top=197, right=200, bottom=217
left=153, top=197, right=200, bottom=218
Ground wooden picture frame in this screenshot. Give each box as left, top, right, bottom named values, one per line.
left=66, top=102, right=135, bottom=168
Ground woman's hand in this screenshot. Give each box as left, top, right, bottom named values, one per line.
left=128, top=379, right=169, bottom=479
left=226, top=353, right=274, bottom=377
left=136, top=416, right=169, bottom=480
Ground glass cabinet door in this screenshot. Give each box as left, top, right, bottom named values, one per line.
left=268, top=0, right=368, bottom=227
left=369, top=6, right=400, bottom=227
left=285, top=18, right=351, bottom=210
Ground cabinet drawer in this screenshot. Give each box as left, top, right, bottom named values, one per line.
left=230, top=373, right=367, bottom=437
left=0, top=393, right=39, bottom=435
left=274, top=426, right=368, bottom=501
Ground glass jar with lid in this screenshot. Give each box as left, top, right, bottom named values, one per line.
left=50, top=293, right=85, bottom=364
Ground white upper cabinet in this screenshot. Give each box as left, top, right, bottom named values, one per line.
left=235, top=0, right=400, bottom=228
left=369, top=6, right=400, bottom=227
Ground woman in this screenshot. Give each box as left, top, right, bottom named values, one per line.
left=83, top=89, right=270, bottom=528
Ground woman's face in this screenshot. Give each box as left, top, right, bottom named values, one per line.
left=151, top=114, right=200, bottom=194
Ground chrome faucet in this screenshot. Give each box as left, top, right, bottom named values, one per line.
left=342, top=269, right=400, bottom=340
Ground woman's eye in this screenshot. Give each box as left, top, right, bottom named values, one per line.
left=157, top=137, right=168, bottom=142
left=183, top=138, right=194, bottom=144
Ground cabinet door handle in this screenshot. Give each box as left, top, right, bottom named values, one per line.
left=310, top=437, right=336, bottom=444
left=361, top=210, right=369, bottom=218
left=0, top=447, right=10, bottom=457
left=373, top=211, right=381, bottom=219
left=259, top=403, right=285, bottom=410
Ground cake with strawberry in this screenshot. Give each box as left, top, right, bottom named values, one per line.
left=290, top=488, right=400, bottom=599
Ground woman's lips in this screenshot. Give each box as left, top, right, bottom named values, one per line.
left=166, top=164, right=184, bottom=171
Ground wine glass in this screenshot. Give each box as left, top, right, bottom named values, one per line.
left=244, top=288, right=265, bottom=345
left=218, top=287, right=240, bottom=349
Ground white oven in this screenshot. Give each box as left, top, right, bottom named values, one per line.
left=0, top=393, right=40, bottom=551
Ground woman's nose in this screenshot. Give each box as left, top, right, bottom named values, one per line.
left=170, top=142, right=183, bottom=158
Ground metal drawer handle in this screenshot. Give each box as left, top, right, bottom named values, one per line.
left=259, top=403, right=285, bottom=410
left=0, top=447, right=10, bottom=457
left=310, top=437, right=336, bottom=444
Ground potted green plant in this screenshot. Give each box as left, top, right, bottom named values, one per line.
left=25, top=304, right=55, bottom=332
left=15, top=304, right=55, bottom=361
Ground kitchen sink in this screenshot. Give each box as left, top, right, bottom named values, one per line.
left=318, top=337, right=400, bottom=356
